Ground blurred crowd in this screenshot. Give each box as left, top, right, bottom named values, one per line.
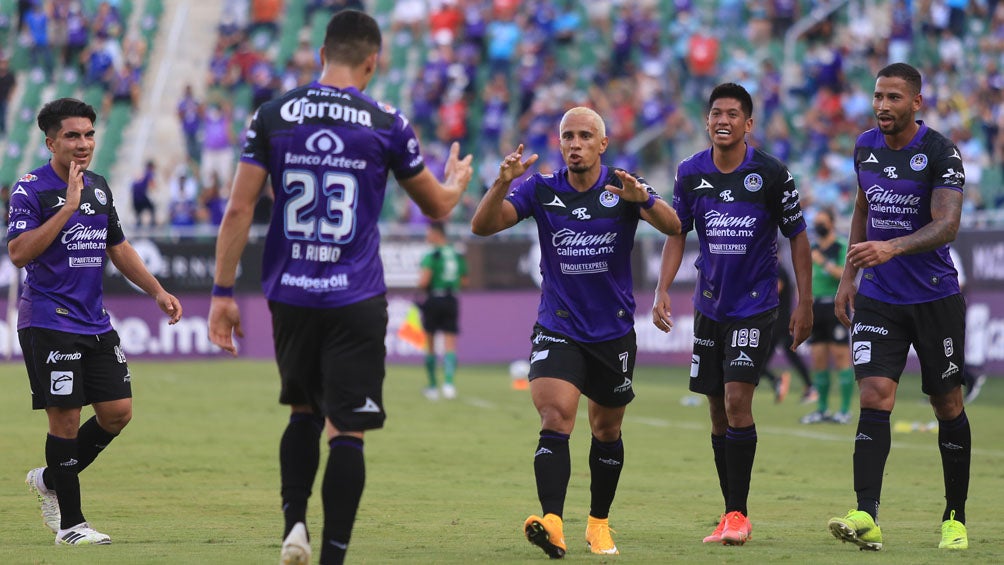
left=163, top=0, right=1004, bottom=230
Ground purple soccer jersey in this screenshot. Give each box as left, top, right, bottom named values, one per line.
left=241, top=82, right=426, bottom=308
left=672, top=144, right=806, bottom=321
left=506, top=166, right=660, bottom=342
left=7, top=165, right=125, bottom=333
left=853, top=121, right=964, bottom=304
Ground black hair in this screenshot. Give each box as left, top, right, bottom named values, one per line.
left=877, top=62, right=922, bottom=95
left=323, top=10, right=382, bottom=67
left=708, top=83, right=753, bottom=118
left=37, top=98, right=96, bottom=138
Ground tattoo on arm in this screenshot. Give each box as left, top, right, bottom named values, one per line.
left=892, top=188, right=962, bottom=255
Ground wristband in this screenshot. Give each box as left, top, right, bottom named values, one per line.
left=641, top=193, right=657, bottom=210
left=212, top=284, right=234, bottom=297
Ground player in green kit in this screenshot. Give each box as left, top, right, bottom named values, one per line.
left=417, top=221, right=468, bottom=399
left=801, top=208, right=854, bottom=424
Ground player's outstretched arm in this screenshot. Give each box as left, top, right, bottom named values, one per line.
left=605, top=170, right=682, bottom=236
left=399, top=141, right=474, bottom=220
left=471, top=144, right=536, bottom=236
left=107, top=240, right=182, bottom=324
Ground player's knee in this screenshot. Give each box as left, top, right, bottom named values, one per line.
left=537, top=405, right=575, bottom=433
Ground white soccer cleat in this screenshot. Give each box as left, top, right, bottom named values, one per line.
left=280, top=522, right=311, bottom=565
left=26, top=467, right=60, bottom=533
left=442, top=383, right=457, bottom=399
left=423, top=387, right=440, bottom=401
left=55, top=522, right=111, bottom=545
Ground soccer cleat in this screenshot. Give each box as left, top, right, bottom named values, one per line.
left=423, top=387, right=439, bottom=401
left=829, top=412, right=852, bottom=424
left=585, top=515, right=618, bottom=554
left=524, top=513, right=566, bottom=558
left=280, top=522, right=311, bottom=564
left=55, top=522, right=111, bottom=545
left=800, top=411, right=828, bottom=424
left=442, top=383, right=457, bottom=399
left=719, top=511, right=751, bottom=545
left=828, top=510, right=883, bottom=550
left=939, top=510, right=968, bottom=550
left=775, top=371, right=791, bottom=403
left=26, top=467, right=60, bottom=533
left=702, top=514, right=727, bottom=543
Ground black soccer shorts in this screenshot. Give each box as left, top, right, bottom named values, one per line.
left=19, top=327, right=131, bottom=410
left=810, top=299, right=850, bottom=344
left=850, top=293, right=965, bottom=395
left=689, top=308, right=778, bottom=396
left=527, top=323, right=636, bottom=407
left=270, top=295, right=388, bottom=432
left=420, top=295, right=460, bottom=334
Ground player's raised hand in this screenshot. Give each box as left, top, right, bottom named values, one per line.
left=444, top=141, right=474, bottom=193
left=498, top=144, right=538, bottom=184
left=65, top=161, right=84, bottom=211
left=605, top=170, right=651, bottom=203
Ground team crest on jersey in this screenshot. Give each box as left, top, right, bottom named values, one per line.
left=377, top=101, right=397, bottom=115
left=94, top=188, right=107, bottom=205
left=910, top=153, right=928, bottom=171
left=18, top=173, right=37, bottom=183
left=599, top=191, right=619, bottom=208
left=743, top=173, right=763, bottom=192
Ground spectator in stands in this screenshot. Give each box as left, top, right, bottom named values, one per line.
left=177, top=84, right=203, bottom=166
left=61, top=1, right=90, bottom=75
left=131, top=160, right=157, bottom=227
left=390, top=0, right=426, bottom=42
left=168, top=163, right=199, bottom=228
left=196, top=171, right=227, bottom=226
left=25, top=2, right=54, bottom=79
left=0, top=57, right=15, bottom=137
left=103, top=61, right=141, bottom=114
left=248, top=0, right=282, bottom=43
left=199, top=101, right=235, bottom=192
left=249, top=57, right=277, bottom=111
left=290, top=28, right=318, bottom=77
left=486, top=10, right=521, bottom=78
left=82, top=32, right=117, bottom=89
left=305, top=0, right=365, bottom=23
left=90, top=1, right=122, bottom=40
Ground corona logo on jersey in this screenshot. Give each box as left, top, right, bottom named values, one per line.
left=279, top=96, right=373, bottom=127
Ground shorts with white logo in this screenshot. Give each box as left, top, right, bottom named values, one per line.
left=689, top=308, right=778, bottom=396
left=527, top=323, right=636, bottom=407
left=810, top=299, right=850, bottom=344
left=270, top=295, right=388, bottom=432
left=19, top=327, right=131, bottom=410
left=850, top=293, right=965, bottom=395
left=420, top=295, right=459, bottom=334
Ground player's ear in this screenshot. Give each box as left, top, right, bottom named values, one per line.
left=599, top=135, right=608, bottom=154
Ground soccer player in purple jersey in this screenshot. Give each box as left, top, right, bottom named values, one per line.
left=208, top=10, right=472, bottom=565
left=652, top=83, right=813, bottom=546
left=472, top=107, right=682, bottom=558
left=827, top=62, right=971, bottom=552
left=10, top=98, right=183, bottom=546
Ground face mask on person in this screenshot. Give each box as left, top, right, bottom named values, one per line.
left=814, top=223, right=831, bottom=237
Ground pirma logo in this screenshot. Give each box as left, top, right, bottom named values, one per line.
left=853, top=341, right=872, bottom=365
left=50, top=371, right=74, bottom=395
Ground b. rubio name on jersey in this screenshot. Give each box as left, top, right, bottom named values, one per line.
left=280, top=97, right=373, bottom=127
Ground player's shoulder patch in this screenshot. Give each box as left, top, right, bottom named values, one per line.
left=11, top=184, right=28, bottom=197
left=378, top=101, right=398, bottom=115
left=17, top=173, right=37, bottom=183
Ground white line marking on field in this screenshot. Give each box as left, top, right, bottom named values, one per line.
left=463, top=397, right=496, bottom=409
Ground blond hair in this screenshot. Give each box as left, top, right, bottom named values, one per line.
left=559, top=106, right=606, bottom=138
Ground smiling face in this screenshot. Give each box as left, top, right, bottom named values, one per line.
left=559, top=109, right=608, bottom=175
left=706, top=97, right=752, bottom=151
left=872, top=75, right=921, bottom=140
left=46, top=116, right=95, bottom=175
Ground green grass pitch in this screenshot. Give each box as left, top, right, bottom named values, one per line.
left=1, top=360, right=1001, bottom=564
